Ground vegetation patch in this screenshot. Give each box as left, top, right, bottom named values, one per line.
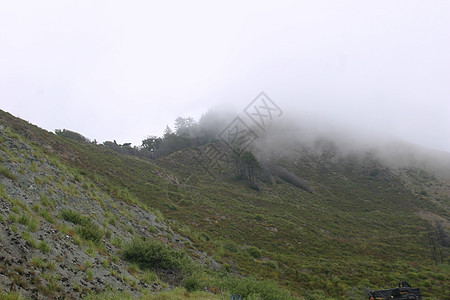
left=76, top=222, right=104, bottom=244
left=122, top=238, right=194, bottom=276
left=60, top=209, right=90, bottom=225
left=219, top=276, right=295, bottom=300
left=0, top=165, right=17, bottom=181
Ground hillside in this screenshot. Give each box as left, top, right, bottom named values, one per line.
left=0, top=109, right=449, bottom=299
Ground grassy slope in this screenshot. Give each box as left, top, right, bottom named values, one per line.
left=1, top=109, right=448, bottom=298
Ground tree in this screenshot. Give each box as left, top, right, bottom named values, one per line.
left=157, top=125, right=193, bottom=156
left=174, top=117, right=196, bottom=137
left=142, top=136, right=162, bottom=153
left=231, top=148, right=261, bottom=189
left=241, top=151, right=260, bottom=186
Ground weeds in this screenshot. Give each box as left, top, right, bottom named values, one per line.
left=76, top=222, right=104, bottom=244
left=60, top=209, right=90, bottom=225
left=0, top=165, right=17, bottom=181
left=122, top=238, right=194, bottom=275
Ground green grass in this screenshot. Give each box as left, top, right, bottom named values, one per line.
left=31, top=257, right=56, bottom=270
left=40, top=194, right=54, bottom=208
left=21, top=231, right=51, bottom=253
left=0, top=184, right=8, bottom=198
left=122, top=238, right=194, bottom=275
left=76, top=222, right=104, bottom=244
left=18, top=213, right=40, bottom=231
left=39, top=209, right=56, bottom=224
left=0, top=291, right=27, bottom=300
left=60, top=209, right=90, bottom=225
left=84, top=287, right=223, bottom=300
left=0, top=165, right=17, bottom=181
left=38, top=240, right=52, bottom=253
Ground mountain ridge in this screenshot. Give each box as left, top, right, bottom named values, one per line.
left=0, top=109, right=449, bottom=299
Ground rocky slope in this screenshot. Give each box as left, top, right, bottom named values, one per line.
left=0, top=123, right=213, bottom=299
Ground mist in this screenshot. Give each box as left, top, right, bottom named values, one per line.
left=179, top=103, right=450, bottom=179
left=0, top=1, right=449, bottom=153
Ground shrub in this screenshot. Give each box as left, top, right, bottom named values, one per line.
left=222, top=263, right=231, bottom=273
left=39, top=209, right=55, bottom=224
left=182, top=273, right=206, bottom=292
left=0, top=291, right=27, bottom=300
left=60, top=209, right=90, bottom=225
left=76, top=222, right=104, bottom=244
left=40, top=194, right=54, bottom=208
left=224, top=242, right=239, bottom=253
left=247, top=246, right=262, bottom=259
left=266, top=260, right=278, bottom=270
left=220, top=276, right=295, bottom=300
left=0, top=165, right=17, bottom=181
left=22, top=231, right=38, bottom=248
left=18, top=214, right=39, bottom=231
left=122, top=238, right=193, bottom=274
left=38, top=240, right=51, bottom=253
left=141, top=270, right=159, bottom=284
left=0, top=184, right=8, bottom=199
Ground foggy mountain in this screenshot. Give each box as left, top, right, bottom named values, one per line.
left=1, top=109, right=449, bottom=299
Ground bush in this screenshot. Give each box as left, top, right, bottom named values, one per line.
left=182, top=273, right=206, bottom=292
left=224, top=242, right=239, bottom=253
left=220, top=276, right=295, bottom=300
left=76, top=223, right=104, bottom=244
left=18, top=214, right=39, bottom=231
left=38, top=240, right=52, bottom=253
left=60, top=209, right=90, bottom=225
left=122, top=238, right=193, bottom=274
left=0, top=165, right=17, bottom=181
left=247, top=246, right=262, bottom=259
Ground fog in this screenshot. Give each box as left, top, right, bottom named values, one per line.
left=189, top=104, right=450, bottom=179
left=0, top=1, right=449, bottom=152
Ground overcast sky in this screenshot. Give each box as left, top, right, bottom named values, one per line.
left=1, top=1, right=449, bottom=151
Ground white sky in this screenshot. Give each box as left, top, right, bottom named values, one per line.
left=0, top=1, right=449, bottom=151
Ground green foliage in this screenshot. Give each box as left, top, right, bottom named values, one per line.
left=86, top=269, right=94, bottom=281
left=60, top=209, right=103, bottom=243
left=76, top=222, right=104, bottom=244
left=122, top=238, right=193, bottom=274
left=247, top=246, right=262, bottom=259
left=110, top=186, right=139, bottom=204
left=31, top=257, right=56, bottom=270
left=182, top=273, right=207, bottom=292
left=22, top=231, right=40, bottom=249
left=220, top=276, right=295, bottom=300
left=0, top=291, right=27, bottom=300
left=141, top=270, right=159, bottom=284
left=38, top=240, right=52, bottom=253
left=40, top=272, right=61, bottom=294
left=40, top=194, right=54, bottom=208
left=30, top=161, right=39, bottom=172
left=111, top=236, right=123, bottom=248
left=39, top=209, right=56, bottom=224
left=60, top=209, right=90, bottom=225
left=18, top=214, right=39, bottom=231
left=0, top=184, right=8, bottom=199
left=0, top=165, right=17, bottom=181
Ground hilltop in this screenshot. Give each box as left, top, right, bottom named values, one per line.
left=0, top=109, right=449, bottom=299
